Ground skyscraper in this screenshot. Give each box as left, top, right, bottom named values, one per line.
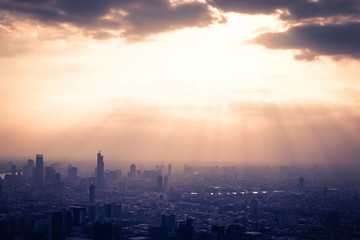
left=89, top=184, right=95, bottom=204
left=157, top=175, right=163, bottom=192
left=298, top=176, right=305, bottom=189
left=49, top=210, right=72, bottom=240
left=128, top=164, right=136, bottom=177
left=27, top=159, right=34, bottom=180
left=96, top=151, right=104, bottom=187
left=168, top=163, right=172, bottom=176
left=35, top=154, right=43, bottom=185
left=226, top=224, right=244, bottom=240
left=68, top=167, right=77, bottom=180
left=164, top=175, right=169, bottom=192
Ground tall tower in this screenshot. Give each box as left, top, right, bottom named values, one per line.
left=226, top=224, right=244, bottom=240
left=35, top=154, right=44, bottom=185
left=89, top=184, right=95, bottom=204
left=27, top=159, right=34, bottom=180
left=168, top=164, right=172, bottom=176
left=96, top=151, right=104, bottom=187
left=129, top=164, right=136, bottom=177
left=298, top=176, right=305, bottom=189
left=157, top=175, right=163, bottom=192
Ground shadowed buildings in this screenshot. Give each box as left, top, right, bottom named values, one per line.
left=35, top=154, right=43, bottom=185
left=96, top=151, right=104, bottom=187
left=128, top=164, right=136, bottom=178
left=89, top=184, right=95, bottom=205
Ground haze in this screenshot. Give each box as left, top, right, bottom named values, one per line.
left=1, top=0, right=360, bottom=166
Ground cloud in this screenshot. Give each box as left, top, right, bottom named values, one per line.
left=1, top=0, right=360, bottom=58
left=209, top=0, right=360, bottom=59
left=208, top=0, right=360, bottom=20
left=0, top=0, right=220, bottom=41
left=252, top=22, right=360, bottom=59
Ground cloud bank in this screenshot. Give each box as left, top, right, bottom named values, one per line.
left=0, top=0, right=220, bottom=41
left=1, top=0, right=360, bottom=58
left=208, top=0, right=360, bottom=59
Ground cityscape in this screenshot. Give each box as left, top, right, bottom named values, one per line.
left=1, top=152, right=360, bottom=239
left=1, top=0, right=360, bottom=239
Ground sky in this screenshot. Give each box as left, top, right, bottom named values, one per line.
left=1, top=0, right=360, bottom=166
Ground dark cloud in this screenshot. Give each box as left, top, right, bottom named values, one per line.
left=208, top=0, right=289, bottom=14
left=209, top=0, right=360, bottom=59
left=209, top=0, right=360, bottom=20
left=1, top=0, right=360, bottom=59
left=0, top=0, right=219, bottom=41
left=253, top=22, right=360, bottom=59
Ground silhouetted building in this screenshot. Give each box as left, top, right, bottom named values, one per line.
left=11, top=165, right=16, bottom=176
left=326, top=210, right=340, bottom=231
left=161, top=213, right=176, bottom=232
left=226, top=224, right=244, bottom=240
left=105, top=204, right=113, bottom=218
left=96, top=152, right=104, bottom=187
left=149, top=226, right=168, bottom=240
left=49, top=210, right=72, bottom=240
left=112, top=204, right=122, bottom=218
left=44, top=166, right=61, bottom=184
left=177, top=219, right=193, bottom=240
left=212, top=225, right=225, bottom=240
left=27, top=159, right=34, bottom=180
left=89, top=184, right=95, bottom=204
left=128, top=164, right=136, bottom=177
left=88, top=205, right=97, bottom=222
left=35, top=154, right=44, bottom=185
left=168, top=164, right=172, bottom=176
left=157, top=175, right=163, bottom=192
left=298, top=176, right=305, bottom=189
left=93, top=222, right=112, bottom=240
left=68, top=167, right=77, bottom=180
left=71, top=206, right=86, bottom=226
left=250, top=199, right=258, bottom=214
left=164, top=175, right=169, bottom=192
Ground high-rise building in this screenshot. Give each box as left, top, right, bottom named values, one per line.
left=298, top=176, right=305, bottom=189
left=27, top=159, right=34, bottom=180
left=89, top=184, right=95, bottom=204
left=88, top=205, right=97, bottom=222
left=35, top=154, right=44, bottom=185
left=212, top=225, right=225, bottom=240
left=168, top=164, right=172, bottom=176
left=157, top=175, right=163, bottom=192
left=45, top=167, right=56, bottom=182
left=49, top=210, right=72, bottom=240
left=11, top=165, right=16, bottom=176
left=93, top=222, right=112, bottom=240
left=161, top=213, right=176, bottom=232
left=177, top=219, right=193, bottom=240
left=128, top=164, right=136, bottom=177
left=164, top=175, right=169, bottom=192
left=113, top=204, right=122, bottom=218
left=68, top=167, right=77, bottom=180
left=226, top=224, right=244, bottom=240
left=326, top=210, right=340, bottom=230
left=71, top=206, right=86, bottom=226
left=96, top=151, right=104, bottom=187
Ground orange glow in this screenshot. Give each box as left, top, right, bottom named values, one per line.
left=0, top=12, right=360, bottom=165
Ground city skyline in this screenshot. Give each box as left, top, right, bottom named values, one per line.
left=1, top=150, right=360, bottom=239
left=1, top=0, right=360, bottom=166
left=1, top=2, right=360, bottom=238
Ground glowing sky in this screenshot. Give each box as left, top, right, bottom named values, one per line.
left=1, top=0, right=360, bottom=165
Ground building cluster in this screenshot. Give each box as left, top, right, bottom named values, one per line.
left=1, top=153, right=360, bottom=239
